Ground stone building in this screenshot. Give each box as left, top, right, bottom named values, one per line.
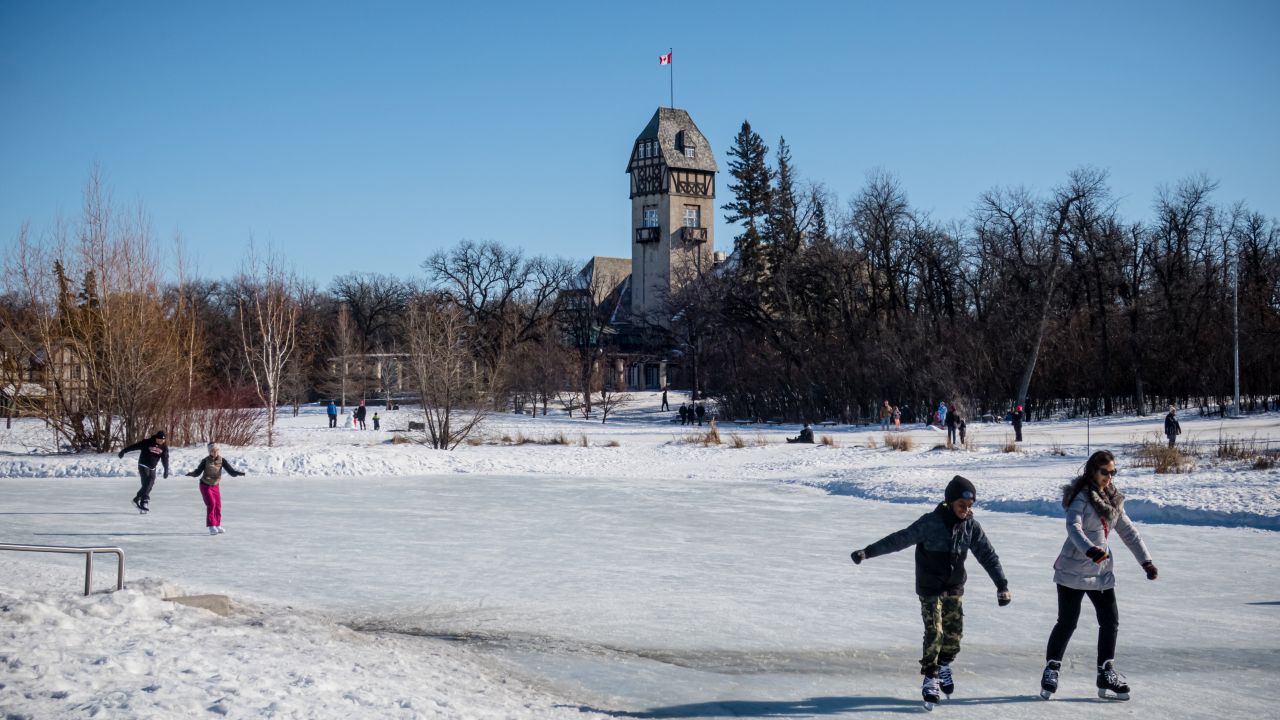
left=573, top=107, right=721, bottom=392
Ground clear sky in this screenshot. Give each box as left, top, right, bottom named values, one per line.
left=2, top=1, right=1277, bottom=285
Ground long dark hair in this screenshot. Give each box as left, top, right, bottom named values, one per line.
left=1064, top=449, right=1115, bottom=508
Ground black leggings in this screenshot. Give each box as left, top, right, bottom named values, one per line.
left=1046, top=584, right=1119, bottom=666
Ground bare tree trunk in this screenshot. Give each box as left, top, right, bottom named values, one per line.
left=237, top=244, right=300, bottom=447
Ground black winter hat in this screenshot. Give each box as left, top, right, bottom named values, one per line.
left=154, top=430, right=166, bottom=439
left=945, top=475, right=976, bottom=503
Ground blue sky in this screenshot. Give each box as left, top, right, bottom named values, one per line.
left=2, top=1, right=1277, bottom=285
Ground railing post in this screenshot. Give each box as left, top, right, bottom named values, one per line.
left=85, top=551, right=93, bottom=596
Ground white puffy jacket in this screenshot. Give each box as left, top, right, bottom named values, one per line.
left=1052, top=491, right=1151, bottom=591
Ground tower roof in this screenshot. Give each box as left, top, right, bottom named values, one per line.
left=627, top=107, right=718, bottom=173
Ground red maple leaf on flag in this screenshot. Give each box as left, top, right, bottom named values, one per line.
left=659, top=52, right=672, bottom=65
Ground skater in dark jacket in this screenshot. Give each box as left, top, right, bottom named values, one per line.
left=1038, top=450, right=1157, bottom=701
left=119, top=431, right=170, bottom=513
left=185, top=442, right=244, bottom=535
left=850, top=475, right=1011, bottom=707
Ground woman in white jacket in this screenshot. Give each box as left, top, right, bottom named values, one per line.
left=1039, top=450, right=1158, bottom=701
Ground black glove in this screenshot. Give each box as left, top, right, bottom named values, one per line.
left=850, top=549, right=867, bottom=565
left=118, top=451, right=124, bottom=459
left=997, top=589, right=1012, bottom=607
left=1086, top=547, right=1109, bottom=564
left=1142, top=561, right=1158, bottom=580
left=163, top=470, right=169, bottom=479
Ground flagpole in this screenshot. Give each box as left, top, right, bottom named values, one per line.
left=669, top=47, right=674, bottom=108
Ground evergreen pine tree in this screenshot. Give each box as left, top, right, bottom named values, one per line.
left=722, top=121, right=772, bottom=279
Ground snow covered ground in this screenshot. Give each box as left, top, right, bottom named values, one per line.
left=2, top=395, right=1278, bottom=718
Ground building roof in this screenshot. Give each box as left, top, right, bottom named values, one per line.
left=626, top=107, right=718, bottom=174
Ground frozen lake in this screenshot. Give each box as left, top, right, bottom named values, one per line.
left=4, top=468, right=1277, bottom=718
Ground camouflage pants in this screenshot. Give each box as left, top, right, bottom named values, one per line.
left=919, top=595, right=964, bottom=676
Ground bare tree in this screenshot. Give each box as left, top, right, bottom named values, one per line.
left=236, top=244, right=300, bottom=447
left=403, top=292, right=486, bottom=449
left=425, top=240, right=573, bottom=401
left=2, top=170, right=189, bottom=451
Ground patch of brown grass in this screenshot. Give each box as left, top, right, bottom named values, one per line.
left=885, top=434, right=913, bottom=451
left=729, top=433, right=747, bottom=449
left=819, top=434, right=836, bottom=447
left=1133, top=436, right=1195, bottom=473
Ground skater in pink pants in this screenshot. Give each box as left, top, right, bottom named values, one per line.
left=185, top=442, right=244, bottom=535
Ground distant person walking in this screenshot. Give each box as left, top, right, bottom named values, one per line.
left=880, top=400, right=893, bottom=431
left=661, top=387, right=670, bottom=411
left=695, top=403, right=706, bottom=427
left=945, top=409, right=960, bottom=447
left=678, top=403, right=689, bottom=425
left=119, top=431, right=170, bottom=514
left=372, top=412, right=380, bottom=431
left=1038, top=450, right=1158, bottom=701
left=850, top=475, right=1010, bottom=708
left=1164, top=407, right=1182, bottom=448
left=1012, top=405, right=1024, bottom=443
left=184, top=442, right=244, bottom=535
left=937, top=402, right=949, bottom=429
left=327, top=401, right=338, bottom=428
left=356, top=400, right=367, bottom=430
left=893, top=405, right=902, bottom=432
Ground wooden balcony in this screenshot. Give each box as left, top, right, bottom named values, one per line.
left=635, top=226, right=660, bottom=243
left=680, top=226, right=708, bottom=244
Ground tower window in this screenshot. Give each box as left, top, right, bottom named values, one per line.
left=643, top=205, right=660, bottom=228
left=684, top=146, right=695, bottom=158
left=683, top=205, right=700, bottom=228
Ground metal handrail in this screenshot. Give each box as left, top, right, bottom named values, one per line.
left=0, top=544, right=125, bottom=596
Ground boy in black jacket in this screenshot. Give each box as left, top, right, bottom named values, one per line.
left=850, top=475, right=1011, bottom=707
left=118, top=430, right=170, bottom=513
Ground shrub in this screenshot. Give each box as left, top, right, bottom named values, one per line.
left=579, top=434, right=590, bottom=447
left=703, top=420, right=722, bottom=446
left=729, top=433, right=746, bottom=449
left=390, top=434, right=412, bottom=445
left=885, top=434, right=913, bottom=451
left=1133, top=436, right=1195, bottom=473
left=866, top=435, right=879, bottom=449
left=1002, top=436, right=1018, bottom=453
left=604, top=439, right=621, bottom=447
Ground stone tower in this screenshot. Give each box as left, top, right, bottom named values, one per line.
left=626, top=107, right=717, bottom=321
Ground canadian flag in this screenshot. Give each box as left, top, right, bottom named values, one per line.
left=659, top=52, right=672, bottom=65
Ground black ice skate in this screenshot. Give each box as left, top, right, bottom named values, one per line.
left=921, top=674, right=942, bottom=711
left=938, top=663, right=954, bottom=698
left=133, top=497, right=147, bottom=514
left=1039, top=660, right=1061, bottom=700
left=1096, top=659, right=1130, bottom=700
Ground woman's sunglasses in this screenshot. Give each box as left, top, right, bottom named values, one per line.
left=1098, top=468, right=1118, bottom=477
